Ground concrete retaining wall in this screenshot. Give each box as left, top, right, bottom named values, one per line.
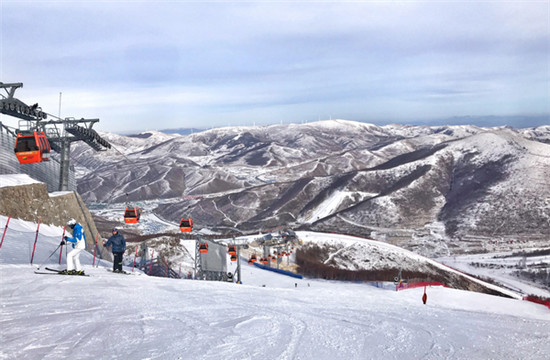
left=0, top=182, right=110, bottom=260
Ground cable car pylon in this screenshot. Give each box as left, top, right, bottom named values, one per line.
left=1, top=82, right=112, bottom=191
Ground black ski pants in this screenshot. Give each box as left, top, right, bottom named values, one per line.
left=113, top=252, right=124, bottom=272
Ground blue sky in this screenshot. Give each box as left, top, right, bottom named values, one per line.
left=1, top=0, right=548, bottom=132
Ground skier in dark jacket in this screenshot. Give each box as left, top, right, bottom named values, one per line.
left=103, top=228, right=126, bottom=273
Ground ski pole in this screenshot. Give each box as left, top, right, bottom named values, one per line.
left=95, top=233, right=104, bottom=268
left=96, top=248, right=102, bottom=267
left=37, top=243, right=63, bottom=270
left=58, top=226, right=66, bottom=264
left=93, top=233, right=98, bottom=266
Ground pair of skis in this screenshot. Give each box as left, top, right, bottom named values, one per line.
left=35, top=267, right=132, bottom=276
left=34, top=267, right=89, bottom=276
left=106, top=268, right=132, bottom=275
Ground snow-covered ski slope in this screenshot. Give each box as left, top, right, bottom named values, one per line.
left=1, top=216, right=549, bottom=360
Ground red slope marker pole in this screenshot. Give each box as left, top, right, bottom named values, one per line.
left=132, top=245, right=139, bottom=272
left=58, top=226, right=66, bottom=264
left=0, top=216, right=11, bottom=250
left=30, top=218, right=41, bottom=265
left=148, top=250, right=155, bottom=276
left=422, top=286, right=428, bottom=304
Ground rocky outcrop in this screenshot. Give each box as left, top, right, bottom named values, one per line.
left=0, top=183, right=110, bottom=259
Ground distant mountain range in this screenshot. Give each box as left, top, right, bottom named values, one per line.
left=70, top=120, right=550, bottom=256
left=119, top=115, right=550, bottom=137
left=122, top=128, right=206, bottom=136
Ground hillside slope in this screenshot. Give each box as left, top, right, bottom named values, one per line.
left=71, top=121, right=550, bottom=255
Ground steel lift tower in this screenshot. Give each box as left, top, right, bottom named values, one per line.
left=0, top=82, right=112, bottom=190
left=43, top=117, right=111, bottom=190
left=1, top=82, right=47, bottom=128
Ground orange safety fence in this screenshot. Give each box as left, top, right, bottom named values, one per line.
left=396, top=281, right=450, bottom=291
left=522, top=296, right=550, bottom=310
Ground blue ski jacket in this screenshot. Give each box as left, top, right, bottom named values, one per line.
left=105, top=233, right=126, bottom=253
left=66, top=223, right=86, bottom=250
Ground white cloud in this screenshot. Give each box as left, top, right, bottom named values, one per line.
left=1, top=1, right=548, bottom=131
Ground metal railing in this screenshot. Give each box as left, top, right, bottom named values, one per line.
left=138, top=258, right=180, bottom=279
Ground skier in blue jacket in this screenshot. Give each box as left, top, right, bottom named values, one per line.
left=103, top=228, right=126, bottom=273
left=60, top=218, right=87, bottom=275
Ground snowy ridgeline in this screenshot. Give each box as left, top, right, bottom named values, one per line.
left=72, top=121, right=550, bottom=249
left=1, top=216, right=550, bottom=360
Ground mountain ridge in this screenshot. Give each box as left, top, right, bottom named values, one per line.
left=67, top=120, right=550, bottom=256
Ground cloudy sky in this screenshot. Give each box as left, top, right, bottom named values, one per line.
left=1, top=0, right=548, bottom=132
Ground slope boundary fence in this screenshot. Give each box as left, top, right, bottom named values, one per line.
left=522, top=296, right=550, bottom=310
left=395, top=281, right=450, bottom=291
left=253, top=262, right=303, bottom=279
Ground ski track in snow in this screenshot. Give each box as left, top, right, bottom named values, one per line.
left=1, top=216, right=550, bottom=359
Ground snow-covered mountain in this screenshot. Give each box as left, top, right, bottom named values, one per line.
left=72, top=120, right=550, bottom=256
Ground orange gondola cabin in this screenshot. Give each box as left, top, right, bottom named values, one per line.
left=228, top=245, right=236, bottom=256
left=199, top=242, right=208, bottom=253
left=124, top=207, right=141, bottom=224
left=14, top=131, right=51, bottom=164
left=179, top=218, right=193, bottom=233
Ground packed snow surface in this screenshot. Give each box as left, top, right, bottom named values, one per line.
left=1, top=216, right=549, bottom=359
left=0, top=174, right=42, bottom=188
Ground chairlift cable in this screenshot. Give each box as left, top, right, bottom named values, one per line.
left=109, top=143, right=135, bottom=164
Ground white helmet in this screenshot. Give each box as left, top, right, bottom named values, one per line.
left=66, top=218, right=77, bottom=227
